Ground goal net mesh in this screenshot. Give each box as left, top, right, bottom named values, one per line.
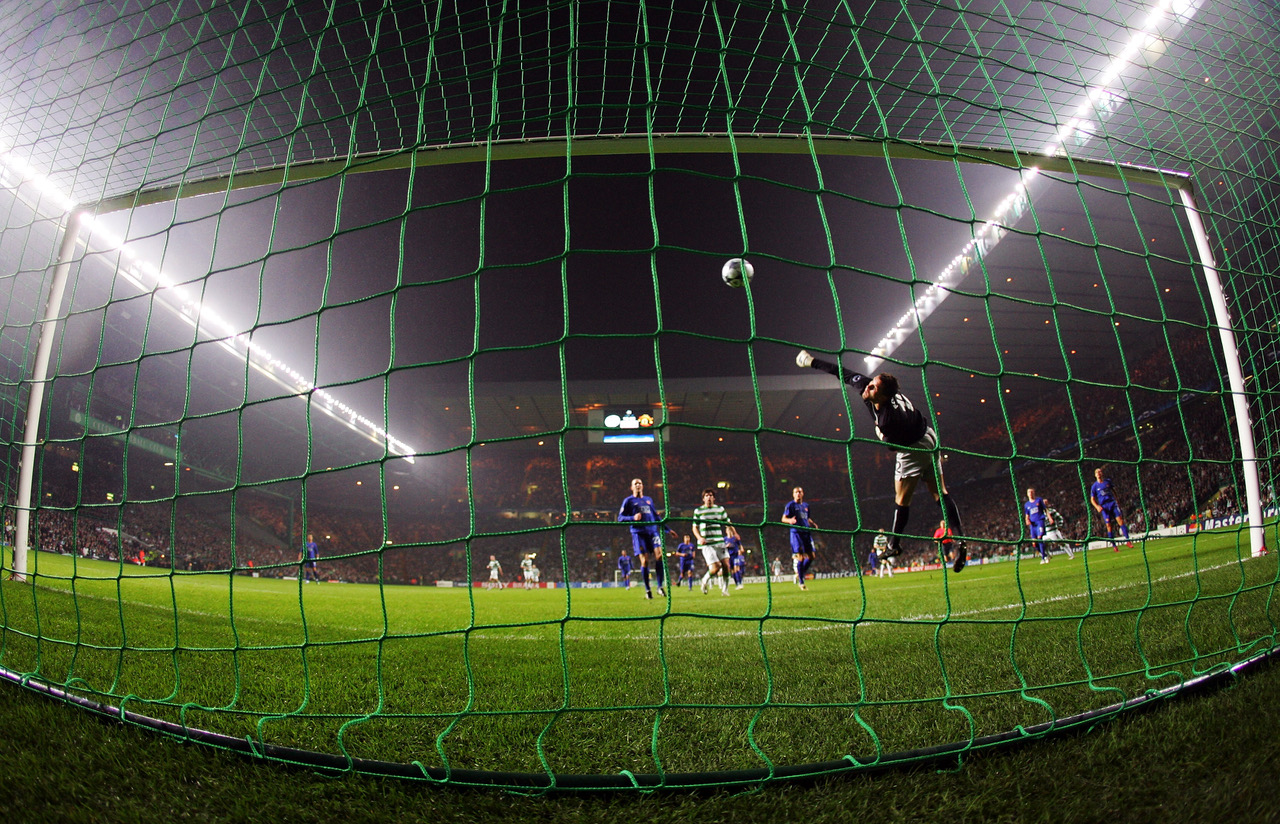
left=0, top=0, right=1277, bottom=790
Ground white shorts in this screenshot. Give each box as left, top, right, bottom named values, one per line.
left=1043, top=529, right=1065, bottom=543
left=701, top=544, right=728, bottom=566
left=893, top=428, right=941, bottom=482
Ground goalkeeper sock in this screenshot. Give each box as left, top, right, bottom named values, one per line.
left=891, top=504, right=910, bottom=553
left=941, top=493, right=963, bottom=535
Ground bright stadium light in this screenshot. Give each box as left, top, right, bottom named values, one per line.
left=2, top=143, right=420, bottom=581
left=0, top=148, right=77, bottom=213
left=860, top=0, right=1264, bottom=559
left=0, top=146, right=416, bottom=464
left=81, top=218, right=418, bottom=463
left=862, top=0, right=1203, bottom=372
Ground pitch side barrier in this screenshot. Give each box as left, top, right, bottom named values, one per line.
left=1082, top=509, right=1278, bottom=552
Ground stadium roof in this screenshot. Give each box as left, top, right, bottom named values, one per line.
left=0, top=0, right=1254, bottom=205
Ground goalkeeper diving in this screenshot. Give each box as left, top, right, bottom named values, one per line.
left=797, top=349, right=968, bottom=573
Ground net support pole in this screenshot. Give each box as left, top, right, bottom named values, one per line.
left=10, top=209, right=83, bottom=582
left=1178, top=188, right=1267, bottom=557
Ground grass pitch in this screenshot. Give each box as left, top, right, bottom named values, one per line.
left=2, top=526, right=1276, bottom=786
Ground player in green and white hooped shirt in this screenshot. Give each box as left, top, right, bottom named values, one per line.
left=694, top=488, right=733, bottom=596
left=873, top=530, right=893, bottom=577
left=1044, top=507, right=1074, bottom=559
left=520, top=554, right=539, bottom=587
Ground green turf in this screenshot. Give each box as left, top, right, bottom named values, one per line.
left=5, top=658, right=1280, bottom=823
left=2, top=526, right=1276, bottom=787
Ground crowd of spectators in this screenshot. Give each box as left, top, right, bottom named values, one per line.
left=5, top=332, right=1268, bottom=585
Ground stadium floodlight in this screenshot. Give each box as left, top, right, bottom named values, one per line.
left=862, top=0, right=1204, bottom=374
left=81, top=218, right=418, bottom=463
left=0, top=148, right=77, bottom=213
left=1, top=146, right=416, bottom=582
left=857, top=0, right=1263, bottom=557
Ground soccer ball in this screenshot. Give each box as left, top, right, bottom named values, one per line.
left=721, top=257, right=754, bottom=288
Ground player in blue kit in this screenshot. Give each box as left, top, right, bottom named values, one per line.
left=1024, top=488, right=1053, bottom=564
left=618, top=478, right=667, bottom=599
left=781, top=486, right=817, bottom=590
left=299, top=533, right=320, bottom=583
left=797, top=350, right=967, bottom=573
left=617, top=549, right=634, bottom=589
left=676, top=534, right=698, bottom=590
left=1091, top=468, right=1132, bottom=550
left=725, top=532, right=745, bottom=589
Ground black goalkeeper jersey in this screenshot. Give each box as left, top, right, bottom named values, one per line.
left=812, top=359, right=930, bottom=447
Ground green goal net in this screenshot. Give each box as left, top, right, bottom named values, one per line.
left=1, top=0, right=1278, bottom=792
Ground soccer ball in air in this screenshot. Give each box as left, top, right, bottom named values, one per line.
left=721, top=257, right=754, bottom=288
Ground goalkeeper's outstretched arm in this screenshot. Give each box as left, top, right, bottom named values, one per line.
left=796, top=350, right=870, bottom=390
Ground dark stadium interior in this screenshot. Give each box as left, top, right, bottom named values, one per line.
left=1, top=148, right=1249, bottom=587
